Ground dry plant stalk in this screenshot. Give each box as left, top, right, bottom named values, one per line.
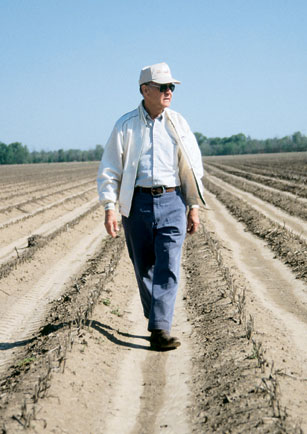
left=245, top=314, right=254, bottom=341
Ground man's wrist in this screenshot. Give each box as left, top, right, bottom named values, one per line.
left=189, top=205, right=199, bottom=210
left=104, top=202, right=115, bottom=211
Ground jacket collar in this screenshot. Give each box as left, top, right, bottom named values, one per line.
left=138, top=100, right=168, bottom=125
left=138, top=101, right=147, bottom=125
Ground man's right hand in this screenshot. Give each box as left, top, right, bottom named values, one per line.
left=104, top=209, right=119, bottom=238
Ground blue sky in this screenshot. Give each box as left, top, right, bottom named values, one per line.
left=0, top=0, right=306, bottom=151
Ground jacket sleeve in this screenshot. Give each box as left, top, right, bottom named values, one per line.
left=169, top=111, right=206, bottom=206
left=97, top=122, right=123, bottom=206
left=180, top=115, right=204, bottom=182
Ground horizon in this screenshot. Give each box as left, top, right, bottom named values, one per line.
left=2, top=130, right=307, bottom=153
left=1, top=0, right=306, bottom=151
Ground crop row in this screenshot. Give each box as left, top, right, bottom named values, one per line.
left=0, top=179, right=95, bottom=214
left=183, top=225, right=295, bottom=432
left=205, top=162, right=307, bottom=198
left=0, top=187, right=97, bottom=231
left=204, top=178, right=307, bottom=282
left=0, top=233, right=124, bottom=430
left=0, top=199, right=100, bottom=280
left=230, top=163, right=306, bottom=182
left=0, top=175, right=95, bottom=203
left=0, top=179, right=74, bottom=202
left=205, top=152, right=307, bottom=180
left=0, top=162, right=99, bottom=185
left=205, top=164, right=307, bottom=221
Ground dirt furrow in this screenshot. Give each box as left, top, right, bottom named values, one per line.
left=0, top=210, right=304, bottom=433
left=0, top=234, right=128, bottom=433
left=0, top=197, right=98, bottom=267
left=205, top=164, right=307, bottom=220
left=206, top=161, right=307, bottom=197
left=0, top=163, right=99, bottom=202
left=0, top=205, right=107, bottom=375
left=103, top=272, right=192, bottom=434
left=0, top=202, right=102, bottom=283
left=0, top=159, right=306, bottom=433
left=0, top=186, right=96, bottom=229
left=0, top=189, right=97, bottom=250
left=206, top=171, right=307, bottom=238
left=0, top=182, right=34, bottom=198
left=204, top=177, right=307, bottom=282
left=205, top=152, right=307, bottom=182
left=0, top=162, right=98, bottom=182
left=201, top=193, right=307, bottom=431
left=0, top=178, right=94, bottom=211
left=0, top=177, right=90, bottom=202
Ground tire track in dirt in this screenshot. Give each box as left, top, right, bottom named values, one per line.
left=0, top=208, right=107, bottom=376
left=205, top=177, right=307, bottom=283
left=205, top=164, right=307, bottom=222
left=0, top=211, right=303, bottom=432
left=203, top=191, right=307, bottom=354
left=10, top=245, right=193, bottom=434
left=1, top=160, right=306, bottom=432
left=0, top=197, right=98, bottom=266
left=0, top=186, right=96, bottom=229
left=206, top=172, right=307, bottom=239
left=206, top=162, right=307, bottom=198
left=202, top=191, right=307, bottom=430
left=104, top=273, right=192, bottom=434
left=205, top=152, right=307, bottom=184
left=0, top=178, right=94, bottom=212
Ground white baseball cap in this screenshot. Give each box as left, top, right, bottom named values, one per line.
left=139, top=62, right=181, bottom=85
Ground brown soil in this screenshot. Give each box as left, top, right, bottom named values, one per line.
left=0, top=159, right=306, bottom=433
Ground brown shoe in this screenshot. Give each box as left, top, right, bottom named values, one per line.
left=150, top=329, right=181, bottom=351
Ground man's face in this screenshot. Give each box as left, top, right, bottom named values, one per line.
left=142, top=82, right=173, bottom=115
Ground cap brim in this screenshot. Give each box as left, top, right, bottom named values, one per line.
left=153, top=77, right=181, bottom=84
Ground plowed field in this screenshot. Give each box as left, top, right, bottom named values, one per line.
left=0, top=154, right=306, bottom=433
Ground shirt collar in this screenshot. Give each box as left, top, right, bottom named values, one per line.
left=142, top=100, right=164, bottom=124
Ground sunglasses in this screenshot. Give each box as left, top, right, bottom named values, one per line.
left=147, top=83, right=175, bottom=92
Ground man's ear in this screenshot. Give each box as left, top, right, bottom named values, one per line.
left=141, top=84, right=149, bottom=96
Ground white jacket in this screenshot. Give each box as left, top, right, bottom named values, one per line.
left=97, top=102, right=205, bottom=217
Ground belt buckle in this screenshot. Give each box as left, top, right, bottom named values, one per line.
left=151, top=186, right=165, bottom=196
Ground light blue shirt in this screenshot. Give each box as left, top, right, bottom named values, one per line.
left=135, top=104, right=180, bottom=188
left=103, top=102, right=200, bottom=211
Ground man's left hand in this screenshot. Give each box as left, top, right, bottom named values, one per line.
left=187, top=208, right=200, bottom=235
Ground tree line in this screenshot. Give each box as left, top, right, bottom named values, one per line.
left=1, top=131, right=307, bottom=164
left=0, top=142, right=103, bottom=165
left=195, top=131, right=307, bottom=156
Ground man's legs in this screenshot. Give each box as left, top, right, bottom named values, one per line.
left=122, top=191, right=155, bottom=319
left=148, top=191, right=186, bottom=332
left=122, top=189, right=186, bottom=333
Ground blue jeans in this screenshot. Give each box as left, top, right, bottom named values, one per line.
left=122, top=188, right=187, bottom=332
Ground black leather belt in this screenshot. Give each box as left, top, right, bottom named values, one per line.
left=135, top=186, right=177, bottom=196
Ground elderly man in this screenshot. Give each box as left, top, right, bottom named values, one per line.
left=97, top=62, right=205, bottom=351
